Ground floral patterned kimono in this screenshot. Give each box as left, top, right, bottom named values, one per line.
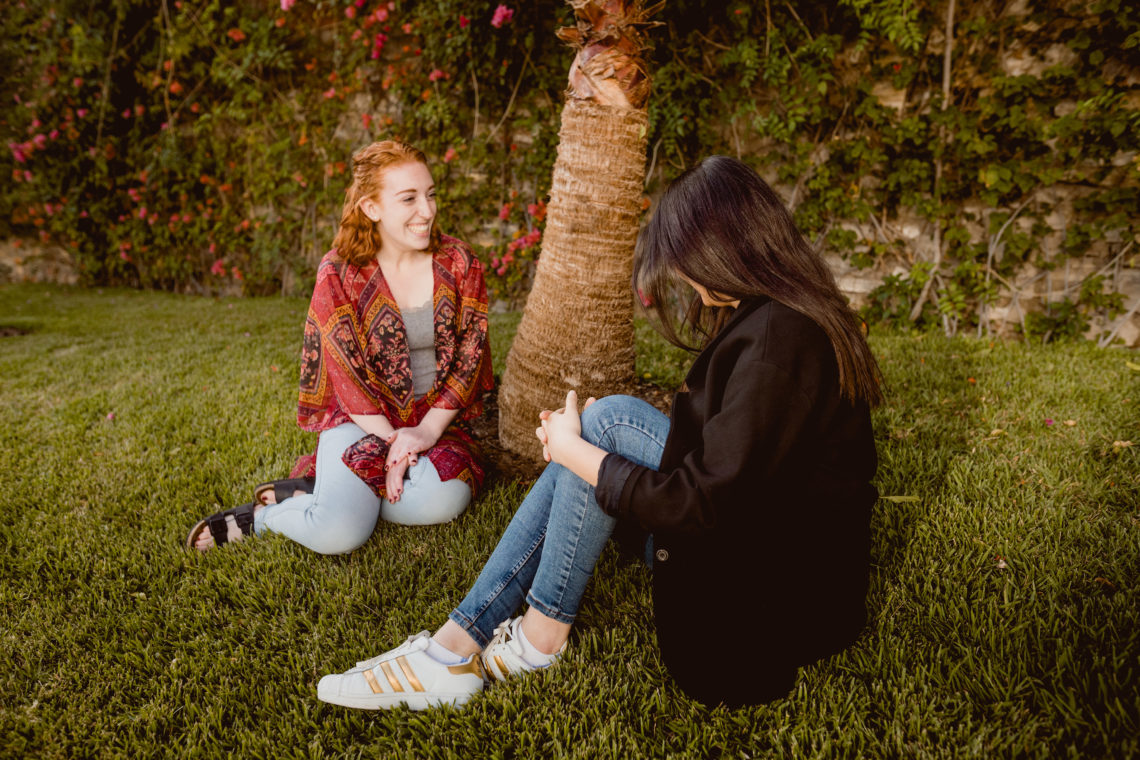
left=289, top=234, right=494, bottom=500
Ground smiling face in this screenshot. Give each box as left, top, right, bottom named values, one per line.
left=358, top=161, right=436, bottom=255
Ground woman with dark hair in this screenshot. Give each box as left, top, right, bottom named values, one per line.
left=186, top=140, right=494, bottom=553
left=316, top=155, right=880, bottom=709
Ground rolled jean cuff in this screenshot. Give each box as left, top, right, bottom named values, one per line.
left=523, top=592, right=578, bottom=626
left=446, top=609, right=492, bottom=650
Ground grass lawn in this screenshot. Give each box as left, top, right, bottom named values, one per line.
left=1, top=283, right=1137, bottom=759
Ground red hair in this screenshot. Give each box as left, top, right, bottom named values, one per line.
left=332, top=140, right=440, bottom=266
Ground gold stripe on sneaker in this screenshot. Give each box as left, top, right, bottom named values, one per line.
left=397, top=655, right=424, bottom=692
left=493, top=655, right=508, bottom=680
left=379, top=661, right=403, bottom=692
left=363, top=668, right=383, bottom=694
left=448, top=657, right=485, bottom=679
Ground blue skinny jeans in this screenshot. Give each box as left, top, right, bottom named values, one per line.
left=448, top=395, right=669, bottom=647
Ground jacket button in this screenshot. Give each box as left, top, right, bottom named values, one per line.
left=655, top=549, right=669, bottom=562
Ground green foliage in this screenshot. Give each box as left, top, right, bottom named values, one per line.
left=1, top=0, right=567, bottom=297
left=2, top=284, right=1138, bottom=757
left=1, top=0, right=1137, bottom=336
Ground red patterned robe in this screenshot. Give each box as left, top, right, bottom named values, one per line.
left=289, top=234, right=494, bottom=500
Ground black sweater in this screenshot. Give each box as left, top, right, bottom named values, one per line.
left=596, top=296, right=877, bottom=707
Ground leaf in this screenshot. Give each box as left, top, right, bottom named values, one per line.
left=1126, top=360, right=1140, bottom=372
left=881, top=495, right=919, bottom=502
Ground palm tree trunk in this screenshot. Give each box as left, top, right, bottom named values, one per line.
left=498, top=0, right=656, bottom=459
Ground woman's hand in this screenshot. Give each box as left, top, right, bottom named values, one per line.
left=385, top=425, right=436, bottom=469
left=385, top=454, right=411, bottom=502
left=537, top=391, right=596, bottom=464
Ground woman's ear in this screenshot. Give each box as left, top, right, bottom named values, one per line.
left=358, top=197, right=381, bottom=223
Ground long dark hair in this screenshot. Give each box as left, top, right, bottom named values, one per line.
left=634, top=155, right=882, bottom=406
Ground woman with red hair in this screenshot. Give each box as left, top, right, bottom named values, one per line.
left=187, top=140, right=493, bottom=553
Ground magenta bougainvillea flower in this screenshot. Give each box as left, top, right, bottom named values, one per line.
left=491, top=5, right=514, bottom=28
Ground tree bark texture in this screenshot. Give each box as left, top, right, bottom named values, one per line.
left=498, top=98, right=648, bottom=458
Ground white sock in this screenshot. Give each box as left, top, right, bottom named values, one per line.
left=425, top=638, right=466, bottom=665
left=513, top=618, right=560, bottom=668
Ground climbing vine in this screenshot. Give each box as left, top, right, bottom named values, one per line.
left=2, top=0, right=1137, bottom=342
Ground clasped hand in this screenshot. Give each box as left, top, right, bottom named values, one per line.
left=383, top=425, right=437, bottom=502
left=536, top=389, right=596, bottom=464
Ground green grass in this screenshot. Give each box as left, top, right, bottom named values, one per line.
left=1, top=283, right=1137, bottom=759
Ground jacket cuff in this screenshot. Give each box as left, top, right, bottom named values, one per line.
left=596, top=453, right=640, bottom=518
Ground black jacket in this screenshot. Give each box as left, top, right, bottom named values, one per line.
left=596, top=296, right=877, bottom=707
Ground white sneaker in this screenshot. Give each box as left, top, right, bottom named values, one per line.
left=317, top=631, right=486, bottom=710
left=481, top=617, right=566, bottom=682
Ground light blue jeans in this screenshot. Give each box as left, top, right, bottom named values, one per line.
left=448, top=395, right=669, bottom=647
left=254, top=422, right=472, bottom=555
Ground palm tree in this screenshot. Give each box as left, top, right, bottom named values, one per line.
left=498, top=0, right=659, bottom=458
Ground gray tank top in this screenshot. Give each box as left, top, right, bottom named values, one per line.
left=403, top=303, right=436, bottom=398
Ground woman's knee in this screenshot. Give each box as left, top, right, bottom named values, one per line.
left=579, top=395, right=637, bottom=442
left=382, top=464, right=472, bottom=525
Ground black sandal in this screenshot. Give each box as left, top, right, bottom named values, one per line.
left=186, top=502, right=258, bottom=551
left=253, top=477, right=315, bottom=505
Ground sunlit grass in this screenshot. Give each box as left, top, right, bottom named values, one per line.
left=1, top=284, right=1137, bottom=759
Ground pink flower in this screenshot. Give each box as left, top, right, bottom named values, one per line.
left=496, top=265, right=507, bottom=276
left=73, top=77, right=83, bottom=88
left=428, top=68, right=445, bottom=82
left=1044, top=418, right=1055, bottom=426
left=280, top=0, right=295, bottom=10
left=77, top=108, right=88, bottom=118
left=491, top=4, right=514, bottom=28
left=210, top=258, right=226, bottom=276
left=48, top=129, right=59, bottom=139
left=107, top=412, right=115, bottom=420
left=323, top=87, right=336, bottom=99
left=209, top=242, right=217, bottom=254
left=10, top=144, right=27, bottom=163
left=443, top=146, right=458, bottom=163
left=138, top=207, right=148, bottom=220
left=23, top=170, right=33, bottom=181
left=231, top=267, right=243, bottom=280
left=362, top=113, right=373, bottom=129
left=344, top=6, right=355, bottom=18
left=498, top=202, right=512, bottom=221
left=32, top=133, right=46, bottom=148
left=459, top=14, right=469, bottom=28
left=402, top=22, right=413, bottom=34
left=122, top=108, right=131, bottom=119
